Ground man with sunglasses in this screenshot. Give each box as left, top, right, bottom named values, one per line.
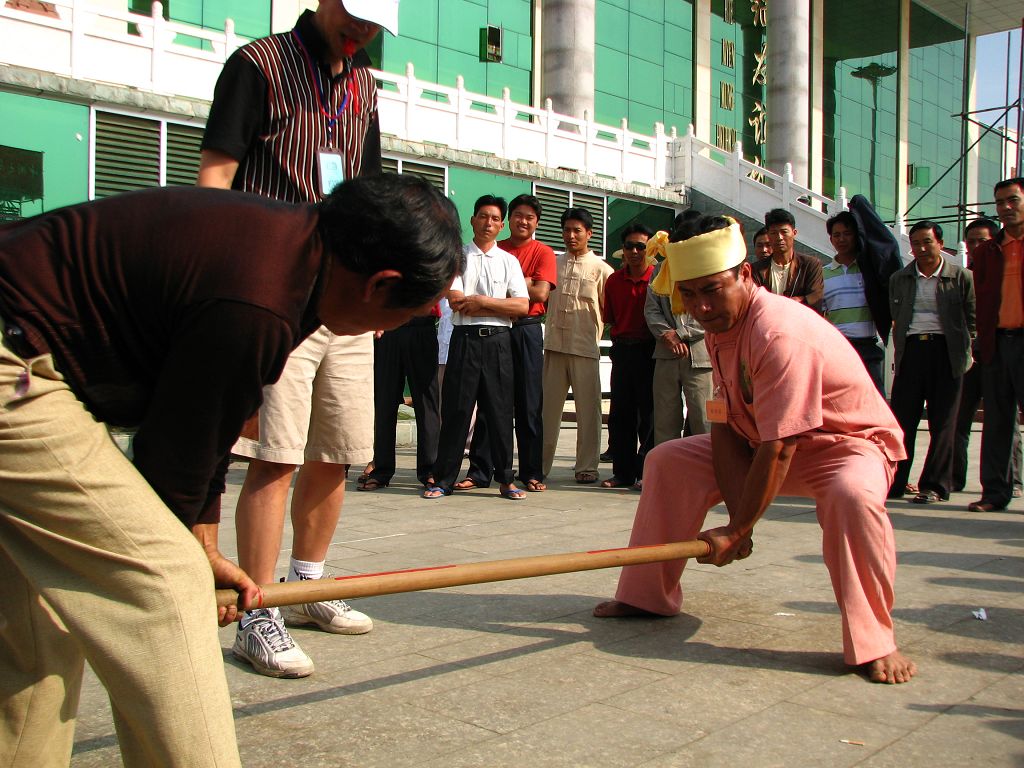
left=601, top=224, right=657, bottom=489
left=198, top=0, right=400, bottom=678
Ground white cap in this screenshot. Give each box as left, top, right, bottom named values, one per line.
left=342, top=0, right=400, bottom=36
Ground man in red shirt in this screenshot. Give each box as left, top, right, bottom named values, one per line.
left=602, top=224, right=656, bottom=489
left=459, top=194, right=558, bottom=492
left=969, top=177, right=1024, bottom=512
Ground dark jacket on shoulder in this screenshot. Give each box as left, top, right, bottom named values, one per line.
left=847, top=195, right=904, bottom=344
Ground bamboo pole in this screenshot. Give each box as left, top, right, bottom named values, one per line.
left=216, top=539, right=711, bottom=610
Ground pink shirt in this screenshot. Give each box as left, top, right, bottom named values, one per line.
left=705, top=287, right=905, bottom=461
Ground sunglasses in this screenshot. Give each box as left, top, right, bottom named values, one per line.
left=622, top=241, right=647, bottom=251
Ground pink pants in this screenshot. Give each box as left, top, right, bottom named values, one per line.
left=614, top=433, right=898, bottom=665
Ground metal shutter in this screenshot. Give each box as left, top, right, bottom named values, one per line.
left=94, top=112, right=160, bottom=198
left=573, top=190, right=606, bottom=258
left=534, top=185, right=570, bottom=251
left=165, top=123, right=204, bottom=187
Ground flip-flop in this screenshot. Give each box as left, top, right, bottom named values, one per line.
left=600, top=477, right=632, bottom=488
left=499, top=487, right=526, bottom=500
left=575, top=472, right=599, bottom=484
left=525, top=479, right=546, bottom=492
left=453, top=478, right=479, bottom=491
left=357, top=478, right=388, bottom=492
left=422, top=486, right=450, bottom=499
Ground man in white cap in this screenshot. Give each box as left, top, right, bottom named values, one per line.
left=594, top=215, right=917, bottom=685
left=198, top=0, right=400, bottom=678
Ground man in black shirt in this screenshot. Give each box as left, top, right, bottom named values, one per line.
left=0, top=174, right=460, bottom=766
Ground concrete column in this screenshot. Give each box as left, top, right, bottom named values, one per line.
left=541, top=0, right=596, bottom=120
left=809, top=0, right=825, bottom=198
left=692, top=0, right=712, bottom=143
left=965, top=32, right=980, bottom=232
left=895, top=0, right=910, bottom=231
left=766, top=0, right=810, bottom=186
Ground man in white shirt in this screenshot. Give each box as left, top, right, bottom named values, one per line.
left=424, top=195, right=530, bottom=499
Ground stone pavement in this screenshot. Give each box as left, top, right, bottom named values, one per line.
left=71, top=425, right=1023, bottom=767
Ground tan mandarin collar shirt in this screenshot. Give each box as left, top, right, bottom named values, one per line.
left=544, top=250, right=615, bottom=359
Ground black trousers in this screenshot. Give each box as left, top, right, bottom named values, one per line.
left=607, top=338, right=656, bottom=484
left=953, top=356, right=1022, bottom=492
left=466, top=320, right=545, bottom=485
left=889, top=335, right=963, bottom=498
left=979, top=333, right=1024, bottom=508
left=432, top=327, right=515, bottom=490
left=368, top=318, right=440, bottom=485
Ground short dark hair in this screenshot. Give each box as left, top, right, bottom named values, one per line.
left=909, top=220, right=943, bottom=241
left=764, top=208, right=796, bottom=228
left=318, top=173, right=462, bottom=309
left=672, top=209, right=703, bottom=232
left=825, top=210, right=857, bottom=235
left=994, top=177, right=1024, bottom=195
left=753, top=226, right=769, bottom=241
left=561, top=207, right=594, bottom=231
left=473, top=194, right=507, bottom=219
left=670, top=214, right=732, bottom=244
left=621, top=222, right=654, bottom=243
left=507, top=194, right=542, bottom=219
left=965, top=217, right=999, bottom=238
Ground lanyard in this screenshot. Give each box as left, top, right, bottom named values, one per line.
left=291, top=29, right=357, bottom=136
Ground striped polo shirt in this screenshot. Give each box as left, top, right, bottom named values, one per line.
left=821, top=259, right=876, bottom=339
left=234, top=15, right=378, bottom=202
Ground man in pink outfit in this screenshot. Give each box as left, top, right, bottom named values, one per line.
left=594, top=215, right=917, bottom=684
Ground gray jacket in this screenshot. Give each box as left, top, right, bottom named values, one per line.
left=644, top=264, right=711, bottom=367
left=889, top=259, right=975, bottom=378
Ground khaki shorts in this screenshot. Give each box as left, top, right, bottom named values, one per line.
left=233, top=328, right=374, bottom=465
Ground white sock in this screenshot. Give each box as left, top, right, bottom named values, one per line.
left=288, top=557, right=324, bottom=582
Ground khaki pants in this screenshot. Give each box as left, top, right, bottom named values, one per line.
left=652, top=357, right=713, bottom=446
left=542, top=350, right=602, bottom=476
left=0, top=345, right=240, bottom=767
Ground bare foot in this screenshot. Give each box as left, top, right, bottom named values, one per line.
left=593, top=600, right=662, bottom=618
left=863, top=650, right=917, bottom=684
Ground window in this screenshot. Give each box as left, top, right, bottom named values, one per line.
left=535, top=185, right=607, bottom=257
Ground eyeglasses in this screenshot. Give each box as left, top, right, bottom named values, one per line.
left=622, top=242, right=647, bottom=251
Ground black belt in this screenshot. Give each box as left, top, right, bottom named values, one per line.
left=996, top=327, right=1024, bottom=337
left=611, top=336, right=654, bottom=347
left=908, top=333, right=943, bottom=342
left=513, top=315, right=544, bottom=327
left=454, top=325, right=509, bottom=337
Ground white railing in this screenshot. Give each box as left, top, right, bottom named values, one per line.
left=375, top=64, right=669, bottom=187
left=0, top=0, right=244, bottom=101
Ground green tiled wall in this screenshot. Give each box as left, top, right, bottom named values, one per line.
left=377, top=0, right=534, bottom=104
left=594, top=0, right=694, bottom=135
left=447, top=166, right=532, bottom=238
left=0, top=92, right=90, bottom=216
left=709, top=0, right=764, bottom=166
left=137, top=1, right=270, bottom=48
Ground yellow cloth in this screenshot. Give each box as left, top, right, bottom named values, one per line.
left=649, top=220, right=747, bottom=314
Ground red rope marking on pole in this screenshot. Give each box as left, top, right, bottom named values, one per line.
left=333, top=565, right=458, bottom=581
left=586, top=544, right=673, bottom=555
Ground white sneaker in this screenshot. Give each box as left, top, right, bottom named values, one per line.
left=232, top=609, right=314, bottom=678
left=282, top=598, right=374, bottom=635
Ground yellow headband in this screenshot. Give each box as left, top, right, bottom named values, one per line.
left=650, top=219, right=747, bottom=314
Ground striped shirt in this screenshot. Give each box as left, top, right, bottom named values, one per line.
left=907, top=258, right=945, bottom=335
left=821, top=259, right=876, bottom=339
left=204, top=11, right=380, bottom=203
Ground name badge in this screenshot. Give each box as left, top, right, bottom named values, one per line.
left=318, top=148, right=345, bottom=195
left=705, top=399, right=728, bottom=423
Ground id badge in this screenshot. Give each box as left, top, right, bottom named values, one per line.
left=318, top=148, right=345, bottom=195
left=705, top=398, right=728, bottom=424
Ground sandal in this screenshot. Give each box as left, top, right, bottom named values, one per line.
left=967, top=500, right=1000, bottom=512
left=499, top=485, right=526, bottom=500
left=422, top=486, right=450, bottom=499
left=356, top=462, right=375, bottom=485
left=525, top=479, right=546, bottom=492
left=357, top=477, right=388, bottom=492
left=453, top=477, right=479, bottom=491
left=600, top=476, right=632, bottom=489
left=575, top=471, right=599, bottom=484
left=912, top=490, right=942, bottom=504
